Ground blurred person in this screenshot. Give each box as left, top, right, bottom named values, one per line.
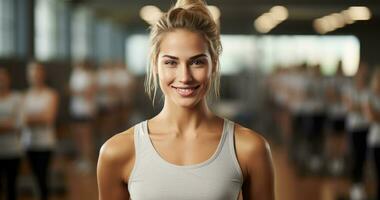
left=69, top=61, right=97, bottom=172
left=268, top=68, right=293, bottom=145
left=97, top=62, right=119, bottom=112
left=302, top=65, right=326, bottom=173
left=97, top=62, right=119, bottom=142
left=285, top=65, right=311, bottom=170
left=343, top=63, right=371, bottom=200
left=363, top=68, right=380, bottom=200
left=97, top=0, right=275, bottom=199
left=114, top=62, right=135, bottom=108
left=21, top=61, right=59, bottom=200
left=113, top=62, right=135, bottom=130
left=0, top=68, right=23, bottom=200
left=324, top=62, right=351, bottom=176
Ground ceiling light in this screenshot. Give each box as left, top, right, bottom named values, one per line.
left=207, top=5, right=221, bottom=21
left=140, top=5, right=163, bottom=25
left=313, top=18, right=329, bottom=34
left=269, top=5, right=288, bottom=21
left=330, top=13, right=345, bottom=28
left=254, top=5, right=288, bottom=33
left=341, top=10, right=355, bottom=24
left=347, top=6, right=371, bottom=20
left=254, top=14, right=279, bottom=33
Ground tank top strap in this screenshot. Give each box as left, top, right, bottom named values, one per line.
left=225, top=119, right=235, bottom=147
left=133, top=122, right=143, bottom=156
left=134, top=121, right=153, bottom=157
left=129, top=122, right=145, bottom=182
left=225, top=119, right=244, bottom=179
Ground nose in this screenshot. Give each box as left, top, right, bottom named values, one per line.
left=178, top=64, right=193, bottom=83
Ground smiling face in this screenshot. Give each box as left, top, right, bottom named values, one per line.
left=156, top=29, right=214, bottom=108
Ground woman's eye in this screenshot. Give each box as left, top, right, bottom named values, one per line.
left=190, top=59, right=205, bottom=66
left=164, top=60, right=177, bottom=66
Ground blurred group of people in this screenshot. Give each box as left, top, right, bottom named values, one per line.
left=69, top=61, right=135, bottom=173
left=0, top=60, right=136, bottom=200
left=0, top=62, right=58, bottom=200
left=268, top=61, right=380, bottom=200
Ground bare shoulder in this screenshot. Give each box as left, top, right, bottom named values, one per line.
left=98, top=127, right=135, bottom=166
left=97, top=127, right=137, bottom=199
left=234, top=124, right=271, bottom=155
left=234, top=123, right=273, bottom=175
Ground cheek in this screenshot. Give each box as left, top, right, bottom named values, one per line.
left=158, top=67, right=175, bottom=85
left=194, top=68, right=212, bottom=83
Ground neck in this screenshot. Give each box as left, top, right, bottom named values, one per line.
left=156, top=98, right=215, bottom=134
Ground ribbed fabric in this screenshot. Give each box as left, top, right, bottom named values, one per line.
left=128, top=119, right=243, bottom=200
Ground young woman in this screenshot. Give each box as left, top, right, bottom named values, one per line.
left=21, top=62, right=59, bottom=200
left=324, top=63, right=350, bottom=176
left=97, top=0, right=275, bottom=199
left=363, top=69, right=380, bottom=200
left=69, top=61, right=97, bottom=172
left=343, top=67, right=370, bottom=199
left=0, top=68, right=23, bottom=200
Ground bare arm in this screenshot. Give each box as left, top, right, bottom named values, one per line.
left=97, top=129, right=135, bottom=200
left=236, top=126, right=275, bottom=200
left=0, top=94, right=23, bottom=133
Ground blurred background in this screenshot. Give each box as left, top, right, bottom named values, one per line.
left=0, top=0, right=380, bottom=200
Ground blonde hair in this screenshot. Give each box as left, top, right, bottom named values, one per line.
left=145, top=0, right=222, bottom=103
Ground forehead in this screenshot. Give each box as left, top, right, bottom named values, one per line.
left=159, top=29, right=209, bottom=57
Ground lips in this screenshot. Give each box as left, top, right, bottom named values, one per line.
left=171, top=85, right=200, bottom=97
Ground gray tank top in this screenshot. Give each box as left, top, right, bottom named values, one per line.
left=128, top=119, right=243, bottom=200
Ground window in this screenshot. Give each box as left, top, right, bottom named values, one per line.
left=257, top=35, right=360, bottom=76
left=0, top=0, right=16, bottom=57
left=220, top=35, right=256, bottom=74
left=35, top=0, right=69, bottom=61
left=71, top=6, right=93, bottom=61
left=125, top=34, right=360, bottom=76
left=125, top=34, right=149, bottom=75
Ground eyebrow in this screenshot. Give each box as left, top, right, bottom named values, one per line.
left=162, top=54, right=207, bottom=60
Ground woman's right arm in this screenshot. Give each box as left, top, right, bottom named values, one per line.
left=97, top=128, right=135, bottom=200
left=0, top=94, right=22, bottom=133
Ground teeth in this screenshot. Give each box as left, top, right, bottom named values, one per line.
left=174, top=86, right=197, bottom=96
left=178, top=88, right=193, bottom=92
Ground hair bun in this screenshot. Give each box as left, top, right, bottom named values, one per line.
left=174, top=0, right=207, bottom=9
left=173, top=0, right=211, bottom=19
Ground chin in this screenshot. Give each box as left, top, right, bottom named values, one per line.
left=168, top=91, right=209, bottom=108
left=171, top=98, right=201, bottom=108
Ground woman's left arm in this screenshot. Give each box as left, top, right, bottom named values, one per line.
left=237, top=128, right=275, bottom=200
